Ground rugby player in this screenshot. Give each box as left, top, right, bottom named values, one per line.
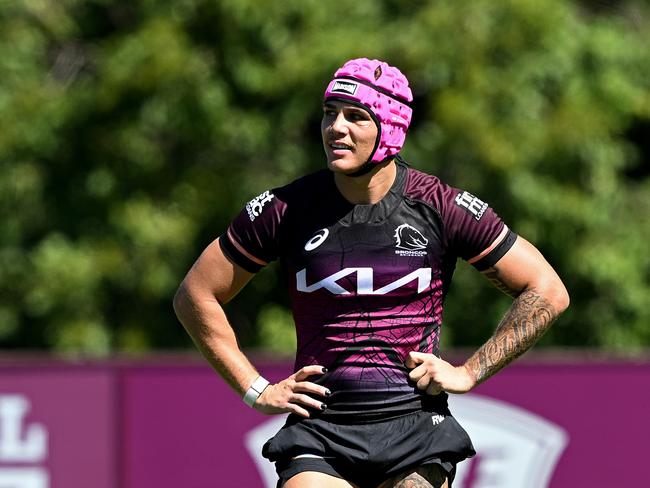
left=173, top=58, right=570, bottom=488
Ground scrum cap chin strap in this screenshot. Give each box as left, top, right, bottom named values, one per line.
left=347, top=153, right=407, bottom=178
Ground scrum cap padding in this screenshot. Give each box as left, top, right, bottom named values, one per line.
left=324, top=58, right=413, bottom=164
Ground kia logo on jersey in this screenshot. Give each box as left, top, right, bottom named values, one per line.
left=296, top=267, right=432, bottom=295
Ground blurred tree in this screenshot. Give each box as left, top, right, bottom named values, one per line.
left=0, top=0, right=648, bottom=355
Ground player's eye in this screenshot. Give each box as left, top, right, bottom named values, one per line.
left=344, top=109, right=369, bottom=121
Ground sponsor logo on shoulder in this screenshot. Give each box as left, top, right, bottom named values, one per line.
left=246, top=190, right=275, bottom=221
left=304, top=229, right=329, bottom=251
left=455, top=191, right=488, bottom=221
left=394, top=223, right=428, bottom=257
left=331, top=80, right=358, bottom=96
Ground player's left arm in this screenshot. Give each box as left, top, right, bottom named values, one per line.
left=463, top=235, right=570, bottom=386
left=407, top=235, right=570, bottom=394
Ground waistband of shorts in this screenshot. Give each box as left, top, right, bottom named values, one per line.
left=303, top=393, right=450, bottom=424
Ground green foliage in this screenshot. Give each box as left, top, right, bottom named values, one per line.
left=257, top=304, right=296, bottom=358
left=0, top=0, right=648, bottom=354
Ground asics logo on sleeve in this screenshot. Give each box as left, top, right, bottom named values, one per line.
left=296, top=268, right=432, bottom=295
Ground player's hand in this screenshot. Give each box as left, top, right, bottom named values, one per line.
left=405, top=352, right=475, bottom=395
left=254, top=365, right=330, bottom=418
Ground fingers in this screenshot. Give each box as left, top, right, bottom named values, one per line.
left=288, top=404, right=311, bottom=418
left=408, top=363, right=428, bottom=382
left=416, top=373, right=442, bottom=395
left=405, top=351, right=427, bottom=368
left=416, top=375, right=431, bottom=390
left=293, top=380, right=331, bottom=399
left=405, top=353, right=475, bottom=395
left=256, top=365, right=330, bottom=417
left=406, top=352, right=443, bottom=395
left=278, top=388, right=328, bottom=419
left=409, top=362, right=436, bottom=391
left=258, top=383, right=328, bottom=418
left=294, top=365, right=328, bottom=381
left=292, top=392, right=327, bottom=412
left=293, top=365, right=330, bottom=398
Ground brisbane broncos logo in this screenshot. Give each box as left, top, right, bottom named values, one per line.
left=394, top=224, right=428, bottom=251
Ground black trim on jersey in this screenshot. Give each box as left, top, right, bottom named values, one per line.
left=394, top=154, right=410, bottom=167
left=336, top=76, right=413, bottom=106
left=218, top=234, right=264, bottom=273
left=472, top=229, right=518, bottom=271
left=337, top=161, right=408, bottom=225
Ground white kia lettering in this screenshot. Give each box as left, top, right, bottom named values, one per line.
left=304, top=229, right=329, bottom=251
left=296, top=268, right=432, bottom=295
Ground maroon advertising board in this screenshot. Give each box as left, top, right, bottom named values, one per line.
left=0, top=365, right=116, bottom=488
left=0, top=358, right=648, bottom=487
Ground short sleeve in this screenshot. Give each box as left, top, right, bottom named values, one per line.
left=442, top=188, right=517, bottom=271
left=219, top=189, right=286, bottom=273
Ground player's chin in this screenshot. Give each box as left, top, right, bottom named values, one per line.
left=326, top=156, right=364, bottom=174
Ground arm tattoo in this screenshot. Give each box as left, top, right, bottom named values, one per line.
left=482, top=267, right=521, bottom=298
left=466, top=289, right=557, bottom=385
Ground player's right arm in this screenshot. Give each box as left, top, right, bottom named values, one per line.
left=173, top=237, right=328, bottom=417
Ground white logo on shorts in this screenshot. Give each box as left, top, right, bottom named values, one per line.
left=431, top=414, right=445, bottom=426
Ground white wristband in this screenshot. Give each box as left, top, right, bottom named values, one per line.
left=243, top=376, right=270, bottom=407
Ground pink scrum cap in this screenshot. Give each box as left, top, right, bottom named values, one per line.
left=324, top=58, right=413, bottom=164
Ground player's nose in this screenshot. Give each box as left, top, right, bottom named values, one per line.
left=330, top=111, right=350, bottom=136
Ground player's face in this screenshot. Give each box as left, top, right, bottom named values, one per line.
left=321, top=100, right=378, bottom=174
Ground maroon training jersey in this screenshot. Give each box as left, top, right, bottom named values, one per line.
left=220, top=161, right=516, bottom=420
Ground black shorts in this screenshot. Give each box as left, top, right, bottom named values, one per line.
left=262, top=407, right=475, bottom=488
